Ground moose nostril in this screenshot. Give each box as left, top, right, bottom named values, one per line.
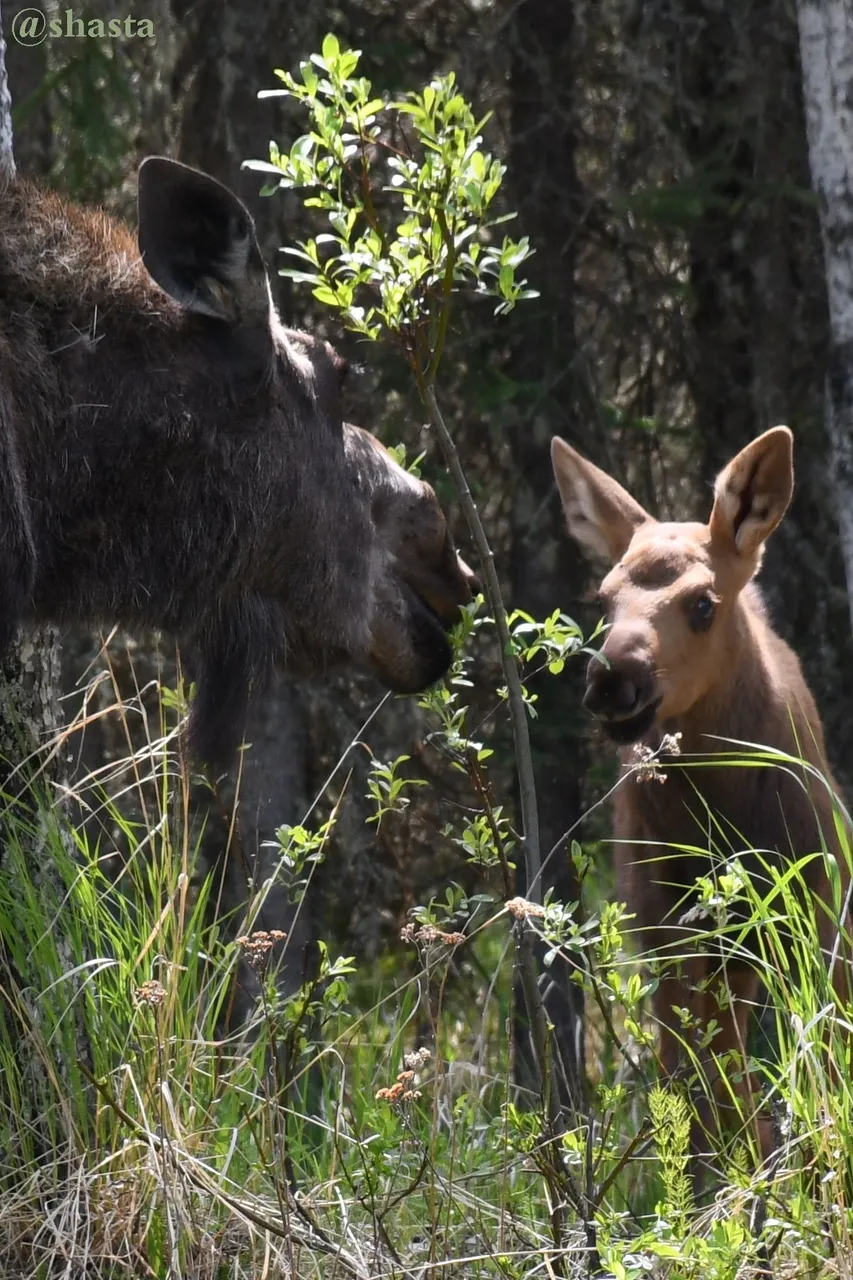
left=614, top=678, right=638, bottom=714
left=585, top=670, right=643, bottom=717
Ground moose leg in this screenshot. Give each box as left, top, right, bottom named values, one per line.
left=653, top=952, right=713, bottom=1170
left=187, top=598, right=280, bottom=770
left=698, top=963, right=775, bottom=1164
left=653, top=956, right=773, bottom=1180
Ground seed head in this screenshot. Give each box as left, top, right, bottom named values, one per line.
left=403, top=1046, right=432, bottom=1071
left=506, top=897, right=546, bottom=920
left=400, top=923, right=465, bottom=946
left=136, top=980, right=166, bottom=1008
left=237, top=929, right=287, bottom=974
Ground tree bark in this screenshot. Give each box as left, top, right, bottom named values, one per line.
left=797, top=0, right=853, bottom=641
left=0, top=7, right=64, bottom=834
left=0, top=1, right=12, bottom=176
left=504, top=0, right=586, bottom=1104
left=663, top=0, right=853, bottom=780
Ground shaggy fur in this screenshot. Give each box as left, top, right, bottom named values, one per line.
left=0, top=159, right=474, bottom=766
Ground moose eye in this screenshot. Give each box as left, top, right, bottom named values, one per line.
left=689, top=593, right=716, bottom=632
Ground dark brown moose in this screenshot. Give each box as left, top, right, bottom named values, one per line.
left=552, top=426, right=850, bottom=1158
left=0, top=157, right=476, bottom=765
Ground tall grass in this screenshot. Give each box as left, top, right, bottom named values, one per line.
left=0, top=680, right=852, bottom=1278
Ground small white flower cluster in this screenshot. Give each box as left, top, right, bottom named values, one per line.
left=629, top=731, right=682, bottom=783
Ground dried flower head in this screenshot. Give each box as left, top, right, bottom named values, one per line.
left=376, top=1080, right=422, bottom=1106
left=404, top=1046, right=433, bottom=1071
left=136, top=980, right=166, bottom=1008
left=236, top=929, right=287, bottom=974
left=506, top=896, right=546, bottom=920
left=403, top=1046, right=432, bottom=1072
left=376, top=1053, right=431, bottom=1106
left=629, top=732, right=682, bottom=783
left=400, top=924, right=465, bottom=947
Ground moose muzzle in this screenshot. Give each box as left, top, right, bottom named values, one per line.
left=583, top=645, right=662, bottom=745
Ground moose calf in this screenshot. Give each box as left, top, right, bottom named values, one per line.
left=552, top=426, right=850, bottom=1158
left=0, top=158, right=476, bottom=766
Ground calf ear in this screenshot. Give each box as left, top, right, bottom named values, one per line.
left=551, top=437, right=651, bottom=564
left=709, top=426, right=793, bottom=557
left=138, top=157, right=272, bottom=330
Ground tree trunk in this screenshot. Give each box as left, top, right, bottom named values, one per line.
left=664, top=0, right=853, bottom=779
left=0, top=7, right=64, bottom=857
left=504, top=0, right=586, bottom=1104
left=797, top=0, right=853, bottom=641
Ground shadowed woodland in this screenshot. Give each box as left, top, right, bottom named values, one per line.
left=2, top=0, right=853, bottom=1276
left=7, top=0, right=846, bottom=1005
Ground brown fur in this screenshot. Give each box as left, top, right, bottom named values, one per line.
left=0, top=159, right=477, bottom=766
left=552, top=428, right=849, bottom=1157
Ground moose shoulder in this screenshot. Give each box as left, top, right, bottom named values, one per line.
left=0, top=158, right=475, bottom=766
left=551, top=427, right=849, bottom=1155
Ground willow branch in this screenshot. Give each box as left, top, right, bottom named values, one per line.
left=419, top=383, right=542, bottom=899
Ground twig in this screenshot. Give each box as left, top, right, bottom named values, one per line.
left=467, top=746, right=515, bottom=898
left=419, top=383, right=541, bottom=899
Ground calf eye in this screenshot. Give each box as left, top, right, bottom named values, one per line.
left=689, top=593, right=716, bottom=632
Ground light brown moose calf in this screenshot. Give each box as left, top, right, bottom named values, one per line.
left=551, top=426, right=849, bottom=1156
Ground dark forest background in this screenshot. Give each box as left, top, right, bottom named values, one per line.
left=4, top=0, right=848, bottom=996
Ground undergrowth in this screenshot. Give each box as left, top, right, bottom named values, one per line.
left=0, top=641, right=852, bottom=1279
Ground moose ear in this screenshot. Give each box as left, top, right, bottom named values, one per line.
left=709, top=426, right=794, bottom=558
left=551, top=436, right=651, bottom=564
left=137, top=157, right=272, bottom=329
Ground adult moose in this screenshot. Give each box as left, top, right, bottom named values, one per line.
left=551, top=426, right=850, bottom=1159
left=0, top=157, right=475, bottom=766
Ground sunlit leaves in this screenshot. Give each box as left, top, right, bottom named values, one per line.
left=245, top=37, right=538, bottom=369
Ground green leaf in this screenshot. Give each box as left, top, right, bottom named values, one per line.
left=242, top=159, right=283, bottom=176
left=321, top=32, right=340, bottom=62
left=312, top=284, right=340, bottom=306
left=301, top=61, right=318, bottom=95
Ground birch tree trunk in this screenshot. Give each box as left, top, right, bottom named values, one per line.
left=797, top=0, right=853, bottom=639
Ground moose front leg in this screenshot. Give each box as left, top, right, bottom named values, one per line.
left=186, top=598, right=281, bottom=771
left=699, top=963, right=774, bottom=1164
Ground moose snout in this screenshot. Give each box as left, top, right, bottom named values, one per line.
left=583, top=644, right=660, bottom=741
left=583, top=667, right=642, bottom=717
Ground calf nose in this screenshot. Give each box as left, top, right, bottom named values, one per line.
left=583, top=651, right=654, bottom=721
left=584, top=668, right=640, bottom=718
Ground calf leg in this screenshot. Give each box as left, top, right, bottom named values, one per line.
left=654, top=957, right=774, bottom=1179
